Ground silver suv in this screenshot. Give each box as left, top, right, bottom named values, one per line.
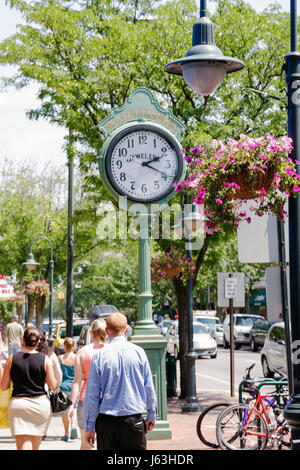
left=260, top=322, right=287, bottom=377
left=223, top=313, right=265, bottom=349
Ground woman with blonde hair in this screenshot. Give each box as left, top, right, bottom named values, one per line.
left=59, top=337, right=76, bottom=442
left=68, top=319, right=106, bottom=450
left=0, top=327, right=56, bottom=450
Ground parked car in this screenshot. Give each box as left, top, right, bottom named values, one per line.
left=194, top=315, right=222, bottom=343
left=193, top=323, right=218, bottom=358
left=52, top=321, right=88, bottom=355
left=166, top=320, right=217, bottom=359
left=165, top=320, right=179, bottom=357
left=260, top=322, right=287, bottom=377
left=249, top=319, right=274, bottom=352
left=214, top=324, right=224, bottom=346
left=194, top=315, right=221, bottom=328
left=223, top=313, right=265, bottom=349
left=157, top=319, right=172, bottom=337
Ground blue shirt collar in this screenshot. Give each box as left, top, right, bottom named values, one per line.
left=108, top=335, right=126, bottom=343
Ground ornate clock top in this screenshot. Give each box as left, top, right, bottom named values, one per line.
left=98, top=87, right=186, bottom=140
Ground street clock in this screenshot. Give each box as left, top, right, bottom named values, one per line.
left=104, top=123, right=183, bottom=203
left=99, top=88, right=186, bottom=207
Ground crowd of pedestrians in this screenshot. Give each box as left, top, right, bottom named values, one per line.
left=0, top=312, right=157, bottom=451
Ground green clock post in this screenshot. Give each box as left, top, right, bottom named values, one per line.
left=98, top=88, right=186, bottom=439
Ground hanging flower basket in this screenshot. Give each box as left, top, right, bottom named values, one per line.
left=174, top=134, right=300, bottom=232
left=151, top=246, right=196, bottom=282
left=26, top=280, right=50, bottom=300
left=9, top=291, right=26, bottom=306
left=164, top=266, right=181, bottom=277
left=225, top=164, right=275, bottom=200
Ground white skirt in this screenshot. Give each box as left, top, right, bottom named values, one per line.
left=8, top=395, right=52, bottom=436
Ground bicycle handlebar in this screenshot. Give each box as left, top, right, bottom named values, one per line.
left=244, top=363, right=255, bottom=380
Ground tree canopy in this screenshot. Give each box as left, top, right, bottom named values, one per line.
left=0, top=0, right=290, bottom=396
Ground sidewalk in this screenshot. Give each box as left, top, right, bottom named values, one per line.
left=0, top=390, right=236, bottom=451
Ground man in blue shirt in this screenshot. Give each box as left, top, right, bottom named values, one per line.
left=84, top=312, right=157, bottom=450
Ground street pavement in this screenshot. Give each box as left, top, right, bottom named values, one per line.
left=0, top=389, right=236, bottom=451
left=0, top=347, right=292, bottom=452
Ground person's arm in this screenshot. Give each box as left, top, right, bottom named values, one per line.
left=68, top=350, right=84, bottom=419
left=142, top=353, right=157, bottom=432
left=1, top=355, right=12, bottom=391
left=45, top=355, right=57, bottom=391
left=0, top=363, right=3, bottom=383
left=84, top=353, right=102, bottom=447
left=3, top=326, right=7, bottom=345
left=50, top=353, right=63, bottom=387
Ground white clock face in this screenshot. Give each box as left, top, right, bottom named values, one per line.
left=106, top=126, right=182, bottom=202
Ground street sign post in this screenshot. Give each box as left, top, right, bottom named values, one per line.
left=218, top=272, right=245, bottom=397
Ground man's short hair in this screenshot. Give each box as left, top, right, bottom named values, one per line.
left=106, top=313, right=127, bottom=334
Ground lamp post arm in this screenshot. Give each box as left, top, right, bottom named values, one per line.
left=30, top=236, right=54, bottom=261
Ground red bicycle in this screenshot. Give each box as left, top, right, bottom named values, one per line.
left=216, top=366, right=290, bottom=450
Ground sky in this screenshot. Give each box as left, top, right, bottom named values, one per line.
left=0, top=0, right=292, bottom=171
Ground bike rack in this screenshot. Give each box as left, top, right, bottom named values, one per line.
left=238, top=377, right=288, bottom=405
left=238, top=377, right=288, bottom=448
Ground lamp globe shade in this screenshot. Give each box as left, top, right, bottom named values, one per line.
left=23, top=253, right=40, bottom=271
left=182, top=61, right=227, bottom=96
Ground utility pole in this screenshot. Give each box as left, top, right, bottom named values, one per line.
left=66, top=129, right=74, bottom=338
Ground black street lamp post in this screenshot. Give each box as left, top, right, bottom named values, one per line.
left=66, top=129, right=74, bottom=338
left=182, top=196, right=202, bottom=413
left=23, top=236, right=54, bottom=337
left=284, top=0, right=300, bottom=449
left=165, top=0, right=244, bottom=412
left=174, top=194, right=202, bottom=413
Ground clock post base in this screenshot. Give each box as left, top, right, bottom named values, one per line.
left=130, top=334, right=172, bottom=440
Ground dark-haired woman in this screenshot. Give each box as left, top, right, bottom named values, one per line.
left=37, top=334, right=62, bottom=388
left=0, top=327, right=57, bottom=450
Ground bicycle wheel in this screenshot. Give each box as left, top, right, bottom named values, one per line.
left=216, top=403, right=269, bottom=450
left=196, top=402, right=232, bottom=448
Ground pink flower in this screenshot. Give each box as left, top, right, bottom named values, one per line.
left=293, top=186, right=300, bottom=192
left=216, top=198, right=223, bottom=204
left=286, top=168, right=296, bottom=177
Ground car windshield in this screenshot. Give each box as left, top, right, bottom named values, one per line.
left=60, top=324, right=84, bottom=338
left=193, top=323, right=210, bottom=334
left=196, top=317, right=220, bottom=325
left=235, top=316, right=258, bottom=326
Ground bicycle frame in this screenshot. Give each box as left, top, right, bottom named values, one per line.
left=242, top=392, right=288, bottom=439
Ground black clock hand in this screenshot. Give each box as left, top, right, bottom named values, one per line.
left=143, top=163, right=171, bottom=178
left=141, top=156, right=162, bottom=166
